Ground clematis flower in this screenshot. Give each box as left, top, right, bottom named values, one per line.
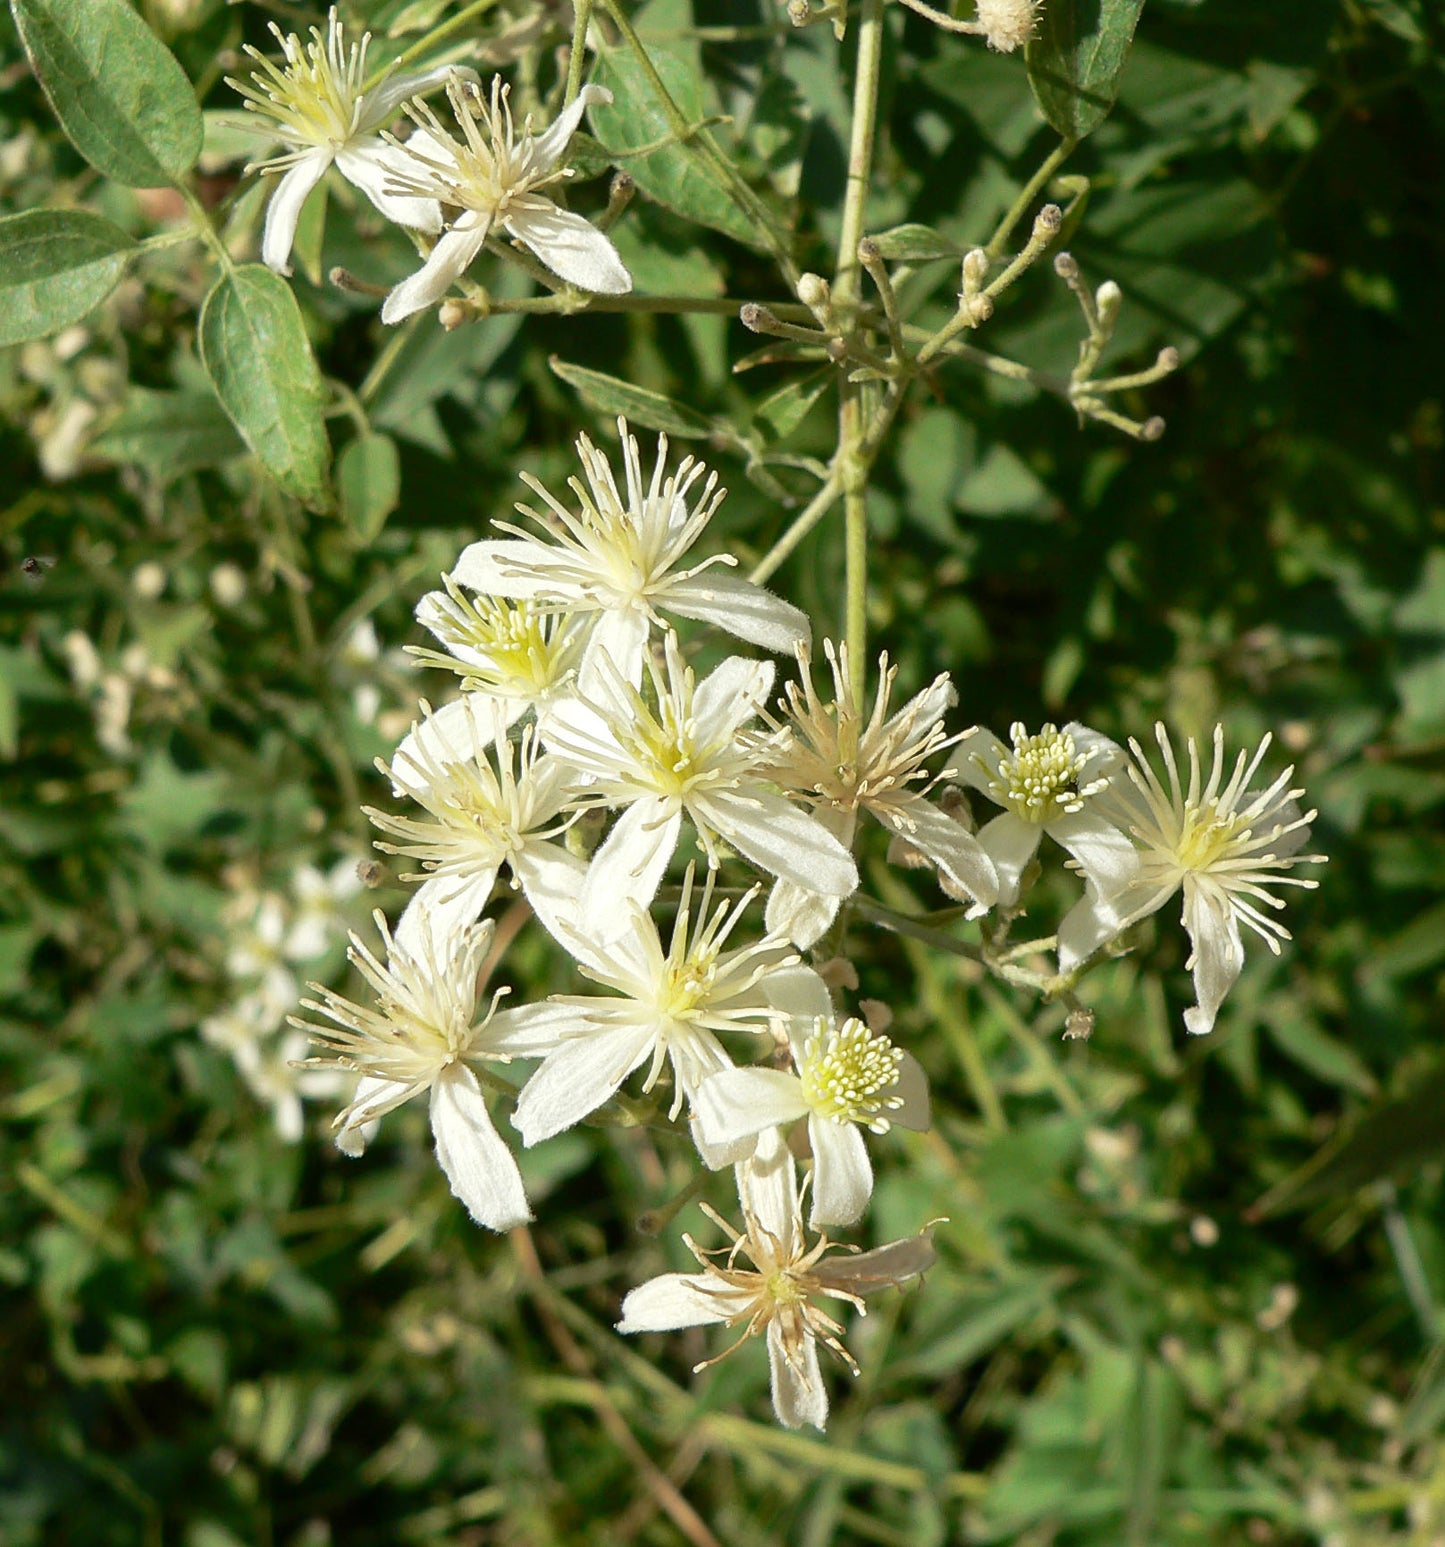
left=292, top=908, right=564, bottom=1232
left=1057, top=724, right=1325, bottom=1035
left=228, top=6, right=468, bottom=276
left=408, top=587, right=588, bottom=731
left=540, top=633, right=858, bottom=937
left=449, top=421, right=809, bottom=690
left=508, top=867, right=831, bottom=1156
left=380, top=77, right=630, bottom=323
left=694, top=1013, right=931, bottom=1227
left=368, top=696, right=589, bottom=952
left=759, top=641, right=998, bottom=947
left=957, top=720, right=1138, bottom=910
left=617, top=1132, right=936, bottom=1429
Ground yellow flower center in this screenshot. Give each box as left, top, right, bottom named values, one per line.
left=798, top=1018, right=903, bottom=1131
left=988, top=722, right=1092, bottom=823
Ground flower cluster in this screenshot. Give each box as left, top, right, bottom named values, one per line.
left=228, top=8, right=630, bottom=318
left=295, top=420, right=1324, bottom=1428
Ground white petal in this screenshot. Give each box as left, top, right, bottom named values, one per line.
left=451, top=538, right=581, bottom=600
left=737, top=1127, right=800, bottom=1255
left=1048, top=806, right=1139, bottom=899
left=512, top=1021, right=655, bottom=1145
left=690, top=1114, right=757, bottom=1170
left=664, top=571, right=811, bottom=656
left=808, top=1117, right=872, bottom=1228
left=765, top=876, right=841, bottom=948
left=617, top=1271, right=741, bottom=1332
left=524, top=84, right=613, bottom=177
left=335, top=1074, right=398, bottom=1155
left=381, top=221, right=488, bottom=324
left=578, top=799, right=682, bottom=941
left=261, top=153, right=328, bottom=275
left=335, top=141, right=442, bottom=232
left=768, top=1319, right=828, bottom=1430
left=890, top=1050, right=932, bottom=1131
left=694, top=1067, right=809, bottom=1151
left=362, top=64, right=479, bottom=128
left=429, top=1064, right=532, bottom=1231
left=976, top=810, right=1042, bottom=906
left=955, top=728, right=1009, bottom=794
left=761, top=962, right=834, bottom=1025
left=579, top=607, right=650, bottom=692
left=512, top=842, right=587, bottom=944
left=811, top=1232, right=937, bottom=1296
left=885, top=794, right=999, bottom=910
left=483, top=999, right=589, bottom=1058
left=395, top=869, right=497, bottom=956
left=1065, top=721, right=1126, bottom=775
left=505, top=202, right=633, bottom=295
left=699, top=789, right=857, bottom=898
left=692, top=656, right=773, bottom=740
left=1181, top=883, right=1246, bottom=1036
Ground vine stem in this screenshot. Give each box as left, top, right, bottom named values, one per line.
left=833, top=0, right=887, bottom=701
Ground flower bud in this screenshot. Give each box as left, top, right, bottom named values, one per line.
left=1095, top=279, right=1122, bottom=328
left=131, top=561, right=166, bottom=601
left=1053, top=251, right=1080, bottom=280
left=1032, top=202, right=1063, bottom=241
left=210, top=563, right=247, bottom=608
left=975, top=0, right=1042, bottom=53
left=961, top=248, right=990, bottom=293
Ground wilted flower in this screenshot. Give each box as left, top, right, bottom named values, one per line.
left=1058, top=725, right=1325, bottom=1035
left=974, top=0, right=1042, bottom=51
left=380, top=77, right=630, bottom=323
left=760, top=642, right=998, bottom=946
left=449, top=421, right=810, bottom=690
left=508, top=867, right=830, bottom=1155
left=541, top=635, right=857, bottom=936
left=293, top=909, right=559, bottom=1230
left=695, top=1013, right=931, bottom=1227
left=228, top=6, right=467, bottom=275
left=958, top=720, right=1138, bottom=908
left=617, top=1134, right=936, bottom=1429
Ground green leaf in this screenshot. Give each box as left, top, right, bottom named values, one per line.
left=589, top=46, right=763, bottom=249
left=549, top=356, right=713, bottom=440
left=752, top=369, right=831, bottom=443
left=868, top=224, right=963, bottom=263
left=0, top=209, right=136, bottom=347
left=11, top=0, right=203, bottom=187
left=1252, top=1064, right=1445, bottom=1219
left=199, top=266, right=332, bottom=510
left=1026, top=0, right=1146, bottom=142
left=91, top=388, right=244, bottom=479
left=337, top=432, right=401, bottom=545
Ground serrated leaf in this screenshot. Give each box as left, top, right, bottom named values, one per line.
left=11, top=0, right=203, bottom=187
left=1026, top=0, right=1145, bottom=142
left=199, top=266, right=332, bottom=510
left=338, top=433, right=401, bottom=545
left=752, top=369, right=830, bottom=443
left=0, top=209, right=136, bottom=347
left=868, top=223, right=963, bottom=263
left=91, top=388, right=244, bottom=478
left=549, top=356, right=712, bottom=439
left=589, top=47, right=763, bottom=249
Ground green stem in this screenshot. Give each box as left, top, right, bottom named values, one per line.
left=379, top=0, right=503, bottom=81
left=747, top=471, right=843, bottom=584
left=986, top=138, right=1075, bottom=259
left=179, top=185, right=233, bottom=274
left=566, top=0, right=594, bottom=103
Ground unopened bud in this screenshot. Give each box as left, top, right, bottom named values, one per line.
left=787, top=0, right=811, bottom=25
left=131, top=561, right=166, bottom=601
left=826, top=336, right=849, bottom=361
left=1095, top=279, right=1122, bottom=328
left=209, top=563, right=246, bottom=608
left=328, top=266, right=388, bottom=298
left=1053, top=252, right=1080, bottom=281
left=438, top=299, right=469, bottom=331
left=976, top=0, right=1042, bottom=53
left=1032, top=203, right=1063, bottom=241
left=1157, top=346, right=1180, bottom=372
left=964, top=293, right=994, bottom=325
left=356, top=858, right=385, bottom=888
left=796, top=272, right=830, bottom=311
left=1140, top=416, right=1166, bottom=441
left=739, top=302, right=769, bottom=332
left=961, top=248, right=990, bottom=292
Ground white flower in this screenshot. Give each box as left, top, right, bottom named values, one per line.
left=380, top=78, right=630, bottom=323
left=408, top=588, right=587, bottom=730
left=695, top=1014, right=931, bottom=1227
left=293, top=908, right=558, bottom=1231
left=1058, top=724, right=1325, bottom=1035
left=759, top=642, right=998, bottom=947
left=540, top=634, right=858, bottom=937
left=957, top=720, right=1138, bottom=909
left=369, top=697, right=588, bottom=952
left=975, top=0, right=1042, bottom=52
left=508, top=867, right=831, bottom=1154
left=285, top=857, right=363, bottom=960
left=617, top=1132, right=936, bottom=1430
left=228, top=6, right=468, bottom=275
left=450, top=421, right=810, bottom=690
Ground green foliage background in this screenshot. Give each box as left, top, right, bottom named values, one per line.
left=3, top=0, right=1445, bottom=1542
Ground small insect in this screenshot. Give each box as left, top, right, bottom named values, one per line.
left=19, top=556, right=57, bottom=586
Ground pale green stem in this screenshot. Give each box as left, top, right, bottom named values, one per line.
left=377, top=0, right=503, bottom=81
left=566, top=0, right=593, bottom=103
left=986, top=138, right=1075, bottom=259
left=833, top=0, right=887, bottom=702
left=747, top=471, right=843, bottom=583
